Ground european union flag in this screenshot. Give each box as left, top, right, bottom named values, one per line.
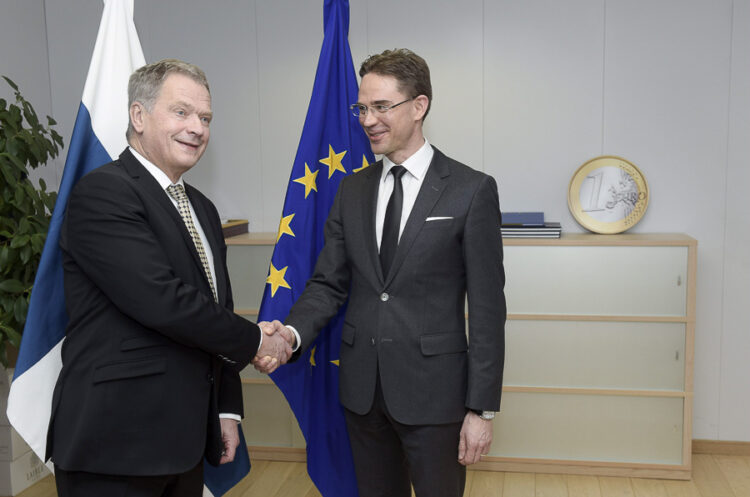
left=257, top=0, right=373, bottom=495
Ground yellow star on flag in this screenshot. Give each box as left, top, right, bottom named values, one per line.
left=266, top=263, right=291, bottom=297
left=276, top=214, right=295, bottom=242
left=353, top=154, right=371, bottom=173
left=319, top=144, right=347, bottom=179
left=293, top=163, right=319, bottom=198
left=308, top=346, right=338, bottom=367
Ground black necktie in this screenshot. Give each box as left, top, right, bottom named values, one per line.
left=380, top=165, right=407, bottom=277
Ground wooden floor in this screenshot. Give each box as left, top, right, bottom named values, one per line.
left=16, top=454, right=750, bottom=497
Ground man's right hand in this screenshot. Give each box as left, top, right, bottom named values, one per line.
left=252, top=321, right=295, bottom=374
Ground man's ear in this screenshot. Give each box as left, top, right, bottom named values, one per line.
left=413, top=95, right=429, bottom=121
left=130, top=102, right=146, bottom=133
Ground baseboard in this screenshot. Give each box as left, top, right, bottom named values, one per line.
left=693, top=439, right=750, bottom=456
left=248, top=440, right=750, bottom=465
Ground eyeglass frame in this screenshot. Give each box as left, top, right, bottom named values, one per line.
left=349, top=97, right=415, bottom=118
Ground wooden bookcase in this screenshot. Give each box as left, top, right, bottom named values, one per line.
left=227, top=233, right=696, bottom=479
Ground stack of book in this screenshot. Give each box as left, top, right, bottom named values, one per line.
left=501, top=212, right=561, bottom=238
left=221, top=219, right=249, bottom=238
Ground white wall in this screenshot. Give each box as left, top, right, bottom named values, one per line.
left=721, top=0, right=750, bottom=441
left=0, top=0, right=57, bottom=190
left=2, top=0, right=748, bottom=442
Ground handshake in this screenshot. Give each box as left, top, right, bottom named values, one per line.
left=253, top=320, right=295, bottom=374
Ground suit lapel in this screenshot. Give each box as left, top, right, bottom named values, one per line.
left=360, top=161, right=385, bottom=286
left=118, top=149, right=211, bottom=296
left=384, top=149, right=450, bottom=287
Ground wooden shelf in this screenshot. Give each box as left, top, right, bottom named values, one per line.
left=226, top=231, right=697, bottom=247
left=225, top=232, right=276, bottom=245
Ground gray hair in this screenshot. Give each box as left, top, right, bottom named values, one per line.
left=126, top=59, right=210, bottom=140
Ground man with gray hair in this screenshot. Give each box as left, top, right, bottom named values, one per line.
left=46, top=59, right=291, bottom=497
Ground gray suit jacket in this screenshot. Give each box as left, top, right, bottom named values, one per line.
left=286, top=146, right=505, bottom=425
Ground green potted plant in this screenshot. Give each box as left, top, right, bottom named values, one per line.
left=0, top=76, right=63, bottom=367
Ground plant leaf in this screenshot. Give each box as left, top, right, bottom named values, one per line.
left=0, top=151, right=27, bottom=173
left=13, top=297, right=28, bottom=325
left=0, top=323, right=22, bottom=347
left=0, top=161, right=18, bottom=187
left=2, top=76, right=19, bottom=91
left=0, top=279, right=25, bottom=293
left=20, top=244, right=31, bottom=264
left=10, top=234, right=30, bottom=248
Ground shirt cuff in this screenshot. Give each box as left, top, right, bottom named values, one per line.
left=285, top=325, right=301, bottom=352
left=219, top=413, right=241, bottom=422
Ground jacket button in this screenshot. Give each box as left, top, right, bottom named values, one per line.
left=207, top=374, right=214, bottom=384
left=380, top=292, right=389, bottom=302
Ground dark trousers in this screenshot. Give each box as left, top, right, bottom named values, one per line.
left=54, top=461, right=203, bottom=497
left=344, top=377, right=466, bottom=497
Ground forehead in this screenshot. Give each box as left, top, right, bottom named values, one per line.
left=157, top=73, right=211, bottom=107
left=358, top=73, right=404, bottom=102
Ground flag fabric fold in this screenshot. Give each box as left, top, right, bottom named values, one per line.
left=8, top=0, right=145, bottom=464
left=257, top=0, right=373, bottom=495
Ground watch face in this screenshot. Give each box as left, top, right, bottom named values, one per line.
left=568, top=156, right=649, bottom=234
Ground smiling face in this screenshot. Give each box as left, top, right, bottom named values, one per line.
left=129, top=73, right=212, bottom=182
left=357, top=73, right=428, bottom=165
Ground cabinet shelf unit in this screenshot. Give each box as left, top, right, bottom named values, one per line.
left=226, top=232, right=696, bottom=479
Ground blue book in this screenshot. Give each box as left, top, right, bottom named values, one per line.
left=502, top=211, right=545, bottom=227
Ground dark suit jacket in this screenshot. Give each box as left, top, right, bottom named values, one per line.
left=47, top=149, right=259, bottom=475
left=287, top=146, right=505, bottom=426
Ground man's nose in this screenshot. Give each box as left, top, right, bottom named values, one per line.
left=187, top=114, right=205, bottom=135
left=360, top=110, right=377, bottom=127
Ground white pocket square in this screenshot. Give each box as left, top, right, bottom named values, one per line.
left=425, top=216, right=453, bottom=221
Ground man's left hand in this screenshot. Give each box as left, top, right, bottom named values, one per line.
left=219, top=418, right=240, bottom=464
left=457, top=411, right=493, bottom=466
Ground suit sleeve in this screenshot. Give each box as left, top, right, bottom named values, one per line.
left=62, top=170, right=259, bottom=372
left=463, top=174, right=506, bottom=412
left=285, top=178, right=352, bottom=355
left=213, top=210, right=244, bottom=416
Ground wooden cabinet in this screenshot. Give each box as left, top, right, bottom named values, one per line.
left=227, top=233, right=696, bottom=479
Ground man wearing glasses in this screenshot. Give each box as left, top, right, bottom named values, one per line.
left=263, top=48, right=506, bottom=497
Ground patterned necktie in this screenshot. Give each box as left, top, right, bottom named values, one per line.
left=166, top=184, right=218, bottom=302
left=380, top=165, right=407, bottom=278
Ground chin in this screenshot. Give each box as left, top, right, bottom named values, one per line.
left=180, top=150, right=204, bottom=163
left=369, top=143, right=389, bottom=156
left=174, top=157, right=200, bottom=171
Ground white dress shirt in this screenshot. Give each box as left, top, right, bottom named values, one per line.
left=376, top=139, right=434, bottom=249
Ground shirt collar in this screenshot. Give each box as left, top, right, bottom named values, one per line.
left=129, top=146, right=185, bottom=190
left=381, top=138, right=433, bottom=183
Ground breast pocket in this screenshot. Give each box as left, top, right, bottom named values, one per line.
left=422, top=218, right=454, bottom=230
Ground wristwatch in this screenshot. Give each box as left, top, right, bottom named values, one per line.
left=471, top=409, right=496, bottom=420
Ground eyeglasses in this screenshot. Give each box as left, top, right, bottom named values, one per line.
left=349, top=97, right=414, bottom=118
